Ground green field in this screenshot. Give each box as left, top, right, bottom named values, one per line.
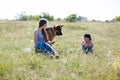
left=0, top=21, right=120, bottom=80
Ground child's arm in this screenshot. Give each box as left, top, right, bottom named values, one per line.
left=81, top=41, right=84, bottom=45
left=88, top=41, right=93, bottom=46
left=88, top=42, right=93, bottom=46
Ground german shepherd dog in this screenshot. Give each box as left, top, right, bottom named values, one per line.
left=43, top=25, right=63, bottom=45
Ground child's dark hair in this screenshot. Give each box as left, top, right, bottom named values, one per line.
left=39, top=19, right=48, bottom=41
left=84, top=34, right=92, bottom=40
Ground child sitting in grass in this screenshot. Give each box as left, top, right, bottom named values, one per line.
left=81, top=34, right=93, bottom=54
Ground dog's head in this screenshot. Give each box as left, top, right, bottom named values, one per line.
left=54, top=25, right=63, bottom=36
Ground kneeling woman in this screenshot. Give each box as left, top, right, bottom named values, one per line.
left=34, top=19, right=59, bottom=58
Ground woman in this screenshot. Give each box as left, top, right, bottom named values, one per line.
left=34, top=19, right=59, bottom=58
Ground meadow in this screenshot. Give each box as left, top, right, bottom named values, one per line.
left=0, top=20, right=120, bottom=80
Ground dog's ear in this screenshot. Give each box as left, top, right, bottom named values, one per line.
left=58, top=24, right=61, bottom=26
left=61, top=25, right=64, bottom=27
left=53, top=25, right=56, bottom=29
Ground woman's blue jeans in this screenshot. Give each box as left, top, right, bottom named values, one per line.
left=35, top=42, right=54, bottom=54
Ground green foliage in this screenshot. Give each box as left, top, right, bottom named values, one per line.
left=19, top=15, right=28, bottom=21
left=17, top=12, right=54, bottom=21
left=65, top=14, right=77, bottom=22
left=105, top=20, right=109, bottom=22
left=41, top=12, right=54, bottom=21
left=27, top=15, right=40, bottom=21
left=56, top=18, right=62, bottom=21
left=19, top=15, right=40, bottom=21
left=92, top=19, right=97, bottom=22
left=0, top=62, right=13, bottom=77
left=29, top=55, right=43, bottom=69
left=115, top=16, right=120, bottom=21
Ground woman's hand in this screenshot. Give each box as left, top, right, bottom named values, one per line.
left=47, top=41, right=55, bottom=45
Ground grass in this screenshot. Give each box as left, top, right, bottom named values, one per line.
left=0, top=20, right=120, bottom=80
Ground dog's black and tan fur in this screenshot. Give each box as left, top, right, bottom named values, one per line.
left=43, top=25, right=63, bottom=45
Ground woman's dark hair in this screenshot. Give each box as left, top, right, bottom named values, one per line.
left=39, top=19, right=47, bottom=27
left=84, top=34, right=92, bottom=40
left=39, top=19, right=48, bottom=41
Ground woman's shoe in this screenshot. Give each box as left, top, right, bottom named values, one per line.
left=55, top=55, right=59, bottom=59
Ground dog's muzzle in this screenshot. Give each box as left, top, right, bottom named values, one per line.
left=56, top=32, right=63, bottom=36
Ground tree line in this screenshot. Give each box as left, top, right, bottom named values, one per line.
left=16, top=12, right=120, bottom=22
left=16, top=12, right=54, bottom=21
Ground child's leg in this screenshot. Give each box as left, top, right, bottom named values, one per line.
left=87, top=46, right=93, bottom=53
left=82, top=43, right=87, bottom=53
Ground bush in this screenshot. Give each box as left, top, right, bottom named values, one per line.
left=92, top=19, right=97, bottom=22
left=115, top=16, right=120, bottom=21
left=105, top=20, right=109, bottom=22
left=41, top=12, right=54, bottom=21
left=65, top=14, right=77, bottom=22
left=27, top=15, right=40, bottom=21
left=56, top=18, right=62, bottom=21
left=17, top=12, right=54, bottom=21
left=19, top=15, right=28, bottom=21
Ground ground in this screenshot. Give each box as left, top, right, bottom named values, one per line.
left=0, top=21, right=120, bottom=80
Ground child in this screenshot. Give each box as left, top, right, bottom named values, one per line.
left=81, top=34, right=93, bottom=54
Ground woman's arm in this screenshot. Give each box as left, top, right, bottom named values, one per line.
left=44, top=29, right=54, bottom=44
left=34, top=30, right=37, bottom=46
left=43, top=28, right=55, bottom=45
left=44, top=28, right=49, bottom=42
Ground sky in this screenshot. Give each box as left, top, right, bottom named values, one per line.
left=0, top=0, right=120, bottom=21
